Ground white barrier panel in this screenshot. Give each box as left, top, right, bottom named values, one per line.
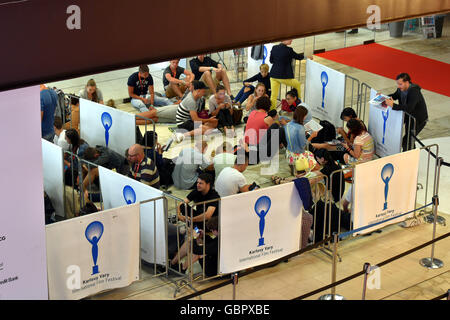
left=219, top=182, right=303, bottom=274
left=305, top=59, right=345, bottom=127
left=368, top=89, right=404, bottom=157
left=353, top=149, right=420, bottom=235
left=98, top=166, right=166, bottom=265
left=42, top=139, right=65, bottom=218
left=46, top=204, right=140, bottom=300
left=247, top=44, right=274, bottom=78
left=80, top=98, right=135, bottom=157
left=0, top=86, right=48, bottom=299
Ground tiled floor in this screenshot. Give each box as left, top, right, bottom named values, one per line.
left=52, top=19, right=450, bottom=300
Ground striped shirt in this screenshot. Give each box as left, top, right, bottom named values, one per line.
left=353, top=132, right=375, bottom=162
left=176, top=92, right=202, bottom=125
left=128, top=156, right=160, bottom=189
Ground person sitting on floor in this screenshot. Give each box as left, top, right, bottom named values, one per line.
left=172, top=80, right=218, bottom=143
left=175, top=173, right=220, bottom=230
left=127, top=143, right=161, bottom=189
left=190, top=54, right=233, bottom=97
left=215, top=154, right=254, bottom=197
left=233, top=63, right=271, bottom=106
left=208, top=84, right=235, bottom=136
left=242, top=96, right=287, bottom=164
left=312, top=119, right=374, bottom=165
left=212, top=142, right=236, bottom=179
left=127, top=64, right=171, bottom=114
left=163, top=59, right=195, bottom=101
left=79, top=79, right=104, bottom=104
left=171, top=215, right=219, bottom=277
left=243, top=82, right=269, bottom=123
left=140, top=131, right=175, bottom=189
left=337, top=107, right=367, bottom=146
left=53, top=116, right=70, bottom=151
left=172, top=139, right=214, bottom=190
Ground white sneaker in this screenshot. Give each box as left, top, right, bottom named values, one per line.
left=173, top=132, right=185, bottom=143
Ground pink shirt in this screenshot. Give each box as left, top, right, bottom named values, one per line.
left=244, top=110, right=269, bottom=145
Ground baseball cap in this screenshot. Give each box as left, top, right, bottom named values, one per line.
left=193, top=80, right=209, bottom=90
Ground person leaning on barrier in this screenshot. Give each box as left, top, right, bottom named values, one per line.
left=171, top=215, right=219, bottom=277
left=82, top=146, right=129, bottom=190
left=383, top=73, right=429, bottom=151
left=127, top=143, right=160, bottom=189
left=177, top=173, right=220, bottom=230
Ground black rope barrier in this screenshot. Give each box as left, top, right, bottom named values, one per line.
left=292, top=232, right=450, bottom=300
left=431, top=290, right=449, bottom=300
left=412, top=134, right=450, bottom=167
left=177, top=236, right=333, bottom=300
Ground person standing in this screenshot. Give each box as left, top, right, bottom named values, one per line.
left=40, top=84, right=58, bottom=142
left=384, top=73, right=428, bottom=151
left=269, top=40, right=311, bottom=110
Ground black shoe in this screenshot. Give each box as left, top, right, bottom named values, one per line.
left=348, top=29, right=358, bottom=34
left=230, top=95, right=235, bottom=101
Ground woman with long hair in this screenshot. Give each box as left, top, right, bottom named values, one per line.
left=79, top=79, right=104, bottom=104
left=243, top=82, right=268, bottom=123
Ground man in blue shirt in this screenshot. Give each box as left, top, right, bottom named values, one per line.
left=127, top=64, right=171, bottom=113
left=40, top=84, right=58, bottom=141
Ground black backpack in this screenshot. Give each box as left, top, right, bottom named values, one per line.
left=311, top=120, right=336, bottom=143
left=50, top=87, right=70, bottom=123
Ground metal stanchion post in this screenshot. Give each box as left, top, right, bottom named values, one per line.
left=361, top=263, right=371, bottom=300
left=425, top=157, right=446, bottom=226
left=232, top=273, right=238, bottom=300
left=319, top=233, right=345, bottom=300
left=420, top=195, right=444, bottom=269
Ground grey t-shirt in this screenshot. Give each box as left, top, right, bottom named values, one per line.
left=208, top=94, right=232, bottom=114
left=79, top=88, right=104, bottom=103
left=172, top=148, right=211, bottom=189
left=93, top=145, right=128, bottom=175
left=176, top=92, right=204, bottom=125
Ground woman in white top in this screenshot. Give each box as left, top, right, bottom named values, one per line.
left=79, top=79, right=104, bottom=104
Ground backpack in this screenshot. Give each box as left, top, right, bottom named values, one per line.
left=51, top=87, right=70, bottom=123
left=311, top=120, right=336, bottom=143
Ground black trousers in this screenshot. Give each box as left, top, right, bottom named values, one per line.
left=403, top=120, right=427, bottom=151
left=216, top=109, right=234, bottom=128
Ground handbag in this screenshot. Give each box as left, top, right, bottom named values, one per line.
left=197, top=110, right=209, bottom=119
left=232, top=107, right=243, bottom=125
left=286, top=123, right=312, bottom=172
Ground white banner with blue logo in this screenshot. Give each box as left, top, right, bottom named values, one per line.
left=305, top=59, right=345, bottom=127
left=219, top=182, right=303, bottom=274
left=80, top=98, right=136, bottom=157
left=42, top=139, right=65, bottom=218
left=352, top=149, right=420, bottom=235
left=368, top=88, right=404, bottom=157
left=45, top=203, right=140, bottom=300
left=98, top=166, right=166, bottom=266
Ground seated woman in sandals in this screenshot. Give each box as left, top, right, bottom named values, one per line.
left=271, top=106, right=320, bottom=184
left=311, top=119, right=375, bottom=165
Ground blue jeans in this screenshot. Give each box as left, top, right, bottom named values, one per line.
left=234, top=85, right=255, bottom=104
left=131, top=94, right=172, bottom=112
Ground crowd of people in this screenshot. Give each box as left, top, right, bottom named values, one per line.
left=40, top=35, right=428, bottom=277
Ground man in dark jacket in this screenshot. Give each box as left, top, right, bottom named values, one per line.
left=269, top=40, right=311, bottom=110
left=385, top=73, right=428, bottom=151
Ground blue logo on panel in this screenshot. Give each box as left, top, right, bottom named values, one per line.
left=381, top=108, right=390, bottom=145
left=101, top=112, right=112, bottom=147
left=123, top=185, right=136, bottom=205
left=321, top=71, right=328, bottom=108
left=85, top=221, right=104, bottom=275
left=381, top=163, right=394, bottom=210
left=254, top=196, right=271, bottom=246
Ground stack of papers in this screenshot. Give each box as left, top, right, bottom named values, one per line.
left=369, top=94, right=390, bottom=105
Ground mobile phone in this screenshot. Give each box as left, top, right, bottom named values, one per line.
left=163, top=138, right=173, bottom=152
left=194, top=226, right=199, bottom=234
